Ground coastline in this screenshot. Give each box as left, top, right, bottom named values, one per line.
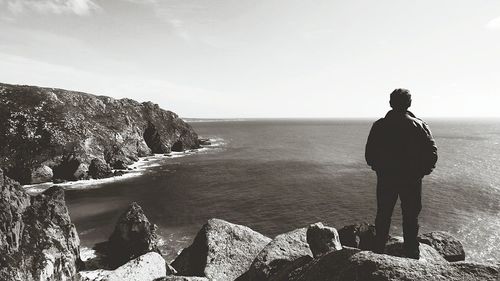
left=23, top=137, right=225, bottom=194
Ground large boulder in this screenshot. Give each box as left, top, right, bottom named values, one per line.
left=105, top=202, right=160, bottom=267
left=30, top=165, right=54, bottom=184
left=172, top=219, right=271, bottom=281
left=338, top=222, right=376, bottom=250
left=0, top=170, right=81, bottom=281
left=79, top=252, right=166, bottom=281
left=288, top=248, right=499, bottom=281
left=306, top=222, right=342, bottom=258
left=418, top=231, right=466, bottom=262
left=88, top=158, right=113, bottom=179
left=384, top=236, right=447, bottom=263
left=242, top=227, right=313, bottom=281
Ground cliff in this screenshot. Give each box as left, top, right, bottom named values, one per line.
left=0, top=169, right=81, bottom=280
left=0, top=82, right=200, bottom=184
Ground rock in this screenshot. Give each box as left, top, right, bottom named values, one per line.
left=106, top=202, right=160, bottom=267
left=166, top=263, right=177, bottom=275
left=243, top=227, right=313, bottom=281
left=338, top=222, right=376, bottom=250
left=171, top=140, right=184, bottom=152
left=53, top=178, right=66, bottom=184
left=113, top=170, right=126, bottom=177
left=0, top=170, right=81, bottom=281
left=0, top=82, right=200, bottom=184
left=198, top=138, right=211, bottom=146
left=73, top=162, right=89, bottom=180
left=52, top=155, right=83, bottom=181
left=287, top=247, right=362, bottom=281
left=418, top=231, right=466, bottom=262
left=172, top=219, right=271, bottom=281
left=288, top=247, right=499, bottom=281
left=88, top=158, right=113, bottom=179
left=306, top=222, right=342, bottom=258
left=0, top=168, right=31, bottom=256
left=112, top=160, right=128, bottom=170
left=30, top=165, right=53, bottom=184
left=385, top=236, right=447, bottom=263
left=78, top=252, right=166, bottom=281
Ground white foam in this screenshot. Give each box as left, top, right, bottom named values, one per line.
left=80, top=247, right=97, bottom=262
left=23, top=137, right=224, bottom=194
left=183, top=118, right=247, bottom=123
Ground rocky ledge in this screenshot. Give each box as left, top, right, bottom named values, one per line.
left=1, top=170, right=498, bottom=280
left=0, top=82, right=200, bottom=184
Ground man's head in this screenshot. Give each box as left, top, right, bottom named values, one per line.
left=390, top=88, right=411, bottom=111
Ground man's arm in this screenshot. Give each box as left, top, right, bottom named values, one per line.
left=365, top=120, right=382, bottom=171
left=420, top=122, right=438, bottom=175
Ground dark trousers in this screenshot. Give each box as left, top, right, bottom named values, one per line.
left=374, top=174, right=422, bottom=255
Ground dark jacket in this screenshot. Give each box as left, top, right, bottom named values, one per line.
left=365, top=110, right=437, bottom=178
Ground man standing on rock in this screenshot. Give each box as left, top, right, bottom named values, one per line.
left=365, top=88, right=438, bottom=259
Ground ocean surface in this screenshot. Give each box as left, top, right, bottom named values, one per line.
left=58, top=119, right=500, bottom=263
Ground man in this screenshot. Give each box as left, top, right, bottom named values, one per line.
left=365, top=88, right=437, bottom=259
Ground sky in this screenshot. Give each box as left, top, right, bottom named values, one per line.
left=1, top=0, right=500, bottom=118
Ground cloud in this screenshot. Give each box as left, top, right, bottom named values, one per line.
left=485, top=16, right=500, bottom=30
left=2, top=0, right=100, bottom=16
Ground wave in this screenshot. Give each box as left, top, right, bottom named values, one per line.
left=183, top=118, right=248, bottom=123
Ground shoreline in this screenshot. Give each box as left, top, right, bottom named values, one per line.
left=24, top=137, right=225, bottom=194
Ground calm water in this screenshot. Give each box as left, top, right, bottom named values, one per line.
left=64, top=119, right=500, bottom=263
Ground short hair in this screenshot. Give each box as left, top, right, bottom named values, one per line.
left=390, top=88, right=411, bottom=110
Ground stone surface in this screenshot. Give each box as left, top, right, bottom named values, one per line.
left=0, top=170, right=81, bottom=281
left=105, top=202, right=161, bottom=267
left=306, top=222, right=342, bottom=258
left=385, top=236, right=447, bottom=263
left=0, top=82, right=200, bottom=184
left=30, top=165, right=53, bottom=184
left=418, top=231, right=466, bottom=262
left=78, top=252, right=166, bottom=281
left=172, top=219, right=271, bottom=281
left=88, top=158, right=113, bottom=179
left=338, top=222, right=376, bottom=250
left=288, top=248, right=499, bottom=281
left=242, top=227, right=313, bottom=281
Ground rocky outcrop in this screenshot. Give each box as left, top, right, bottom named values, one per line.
left=172, top=219, right=272, bottom=281
left=306, top=222, right=342, bottom=258
left=0, top=82, right=200, bottom=184
left=242, top=227, right=312, bottom=281
left=0, top=169, right=81, bottom=281
left=30, top=164, right=54, bottom=184
left=288, top=249, right=499, bottom=281
left=338, top=222, right=376, bottom=250
left=237, top=221, right=498, bottom=281
left=418, top=231, right=466, bottom=262
left=79, top=252, right=167, bottom=281
left=384, top=236, right=447, bottom=263
left=96, top=202, right=161, bottom=268
left=88, top=158, right=113, bottom=179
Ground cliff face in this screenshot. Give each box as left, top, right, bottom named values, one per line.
left=0, top=169, right=81, bottom=281
left=0, top=82, right=200, bottom=184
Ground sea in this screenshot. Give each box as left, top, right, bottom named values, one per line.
left=38, top=119, right=500, bottom=263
